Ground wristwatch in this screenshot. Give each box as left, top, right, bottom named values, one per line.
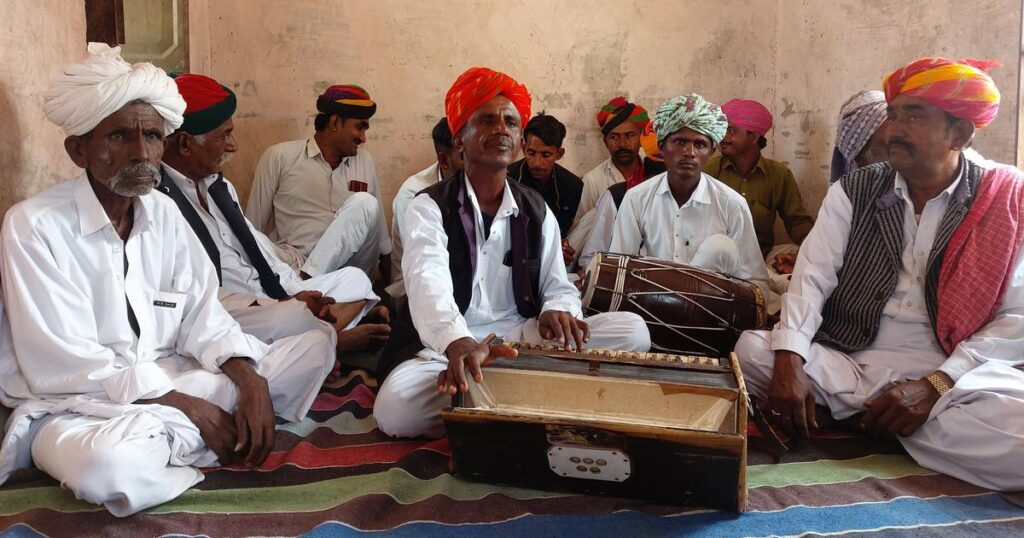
left=925, top=372, right=952, bottom=396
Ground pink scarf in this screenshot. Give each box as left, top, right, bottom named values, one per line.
left=936, top=165, right=1024, bottom=354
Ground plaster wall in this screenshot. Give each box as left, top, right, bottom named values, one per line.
left=189, top=0, right=1021, bottom=229
left=0, top=0, right=86, bottom=217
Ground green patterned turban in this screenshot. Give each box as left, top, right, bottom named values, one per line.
left=652, top=93, right=728, bottom=145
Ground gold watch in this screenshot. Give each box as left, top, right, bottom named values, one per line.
left=925, top=372, right=952, bottom=396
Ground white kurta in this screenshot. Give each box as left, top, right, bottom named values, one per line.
left=0, top=174, right=335, bottom=516
left=573, top=158, right=625, bottom=229
left=578, top=187, right=618, bottom=270
left=564, top=158, right=628, bottom=265
left=161, top=164, right=377, bottom=341
left=736, top=168, right=1024, bottom=491
left=245, top=139, right=390, bottom=275
left=373, top=177, right=651, bottom=438
left=610, top=172, right=770, bottom=295
left=386, top=162, right=443, bottom=300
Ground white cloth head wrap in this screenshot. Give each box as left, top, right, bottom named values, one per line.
left=43, top=43, right=185, bottom=136
left=830, top=90, right=887, bottom=182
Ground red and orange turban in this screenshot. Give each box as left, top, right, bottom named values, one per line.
left=883, top=57, right=1001, bottom=128
left=596, top=96, right=649, bottom=136
left=445, top=67, right=531, bottom=135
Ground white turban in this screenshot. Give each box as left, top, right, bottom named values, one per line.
left=42, top=43, right=185, bottom=136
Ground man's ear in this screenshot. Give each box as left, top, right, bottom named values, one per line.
left=330, top=114, right=345, bottom=132
left=556, top=147, right=566, bottom=161
left=952, top=119, right=975, bottom=150
left=64, top=136, right=89, bottom=168
left=172, top=132, right=192, bottom=155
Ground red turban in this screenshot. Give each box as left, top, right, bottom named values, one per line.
left=596, top=96, right=649, bottom=136
left=445, top=67, right=531, bottom=136
left=883, top=57, right=1001, bottom=128
left=172, top=73, right=236, bottom=135
left=721, top=99, right=773, bottom=137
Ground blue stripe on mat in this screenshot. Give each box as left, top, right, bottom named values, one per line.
left=296, top=493, right=1024, bottom=538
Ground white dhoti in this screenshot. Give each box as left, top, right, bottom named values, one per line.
left=226, top=267, right=379, bottom=345
left=691, top=234, right=742, bottom=277
left=272, top=192, right=385, bottom=278
left=374, top=312, right=650, bottom=439
left=22, top=330, right=334, bottom=517
left=735, top=324, right=1024, bottom=492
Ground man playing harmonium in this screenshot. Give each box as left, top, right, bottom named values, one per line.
left=373, top=67, right=651, bottom=439
left=609, top=93, right=770, bottom=297
left=736, top=57, right=1024, bottom=492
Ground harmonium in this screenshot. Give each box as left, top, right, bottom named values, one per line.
left=441, top=338, right=750, bottom=512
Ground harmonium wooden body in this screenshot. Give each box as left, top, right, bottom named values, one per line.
left=441, top=340, right=749, bottom=512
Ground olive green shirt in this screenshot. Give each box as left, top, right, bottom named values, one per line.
left=704, top=154, right=813, bottom=255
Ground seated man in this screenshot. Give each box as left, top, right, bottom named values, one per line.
left=509, top=112, right=583, bottom=239
left=610, top=94, right=769, bottom=295
left=565, top=97, right=649, bottom=265
left=160, top=74, right=389, bottom=362
left=830, top=90, right=889, bottom=183
left=374, top=67, right=650, bottom=439
left=246, top=85, right=390, bottom=280
left=735, top=58, right=1024, bottom=492
left=387, top=118, right=464, bottom=303
left=576, top=122, right=663, bottom=272
left=0, top=46, right=334, bottom=517
left=704, top=99, right=814, bottom=257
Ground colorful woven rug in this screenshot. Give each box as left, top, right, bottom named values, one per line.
left=2, top=370, right=1022, bottom=537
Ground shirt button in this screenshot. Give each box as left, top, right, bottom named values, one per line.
left=916, top=276, right=922, bottom=282
left=906, top=301, right=912, bottom=307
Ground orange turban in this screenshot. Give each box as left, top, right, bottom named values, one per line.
left=445, top=67, right=531, bottom=136
left=883, top=57, right=1001, bottom=127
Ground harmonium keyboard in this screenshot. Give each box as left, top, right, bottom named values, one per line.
left=441, top=337, right=749, bottom=512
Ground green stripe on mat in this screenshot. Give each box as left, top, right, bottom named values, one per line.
left=276, top=412, right=377, bottom=436
left=0, top=454, right=935, bottom=516
left=748, top=454, right=935, bottom=488
left=0, top=468, right=560, bottom=516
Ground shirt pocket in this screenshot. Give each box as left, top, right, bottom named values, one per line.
left=150, top=290, right=188, bottom=353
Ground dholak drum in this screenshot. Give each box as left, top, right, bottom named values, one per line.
left=581, top=252, right=767, bottom=356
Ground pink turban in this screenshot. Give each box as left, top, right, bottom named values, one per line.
left=721, top=99, right=773, bottom=137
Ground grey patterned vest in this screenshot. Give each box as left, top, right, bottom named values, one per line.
left=813, top=159, right=981, bottom=352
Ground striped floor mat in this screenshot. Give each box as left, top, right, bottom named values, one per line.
left=2, top=370, right=1021, bottom=537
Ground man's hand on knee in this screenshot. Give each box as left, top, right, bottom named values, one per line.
left=221, top=358, right=276, bottom=467
left=141, top=391, right=238, bottom=464
left=439, top=337, right=518, bottom=395
left=768, top=350, right=819, bottom=440
left=291, top=290, right=334, bottom=317
left=861, top=374, right=946, bottom=438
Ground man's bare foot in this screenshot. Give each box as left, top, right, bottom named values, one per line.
left=337, top=323, right=390, bottom=352
left=362, top=305, right=390, bottom=325
left=320, top=300, right=369, bottom=331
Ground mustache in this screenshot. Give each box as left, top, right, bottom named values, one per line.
left=217, top=151, right=233, bottom=167
left=113, top=162, right=161, bottom=183
left=886, top=138, right=915, bottom=153
left=614, top=149, right=634, bottom=156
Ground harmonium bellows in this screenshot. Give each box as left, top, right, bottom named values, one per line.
left=441, top=338, right=749, bottom=512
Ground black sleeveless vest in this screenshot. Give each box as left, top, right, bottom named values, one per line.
left=378, top=174, right=549, bottom=379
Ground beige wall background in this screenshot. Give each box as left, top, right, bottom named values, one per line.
left=0, top=0, right=86, bottom=217
left=1, top=0, right=1021, bottom=230
left=187, top=0, right=1022, bottom=230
